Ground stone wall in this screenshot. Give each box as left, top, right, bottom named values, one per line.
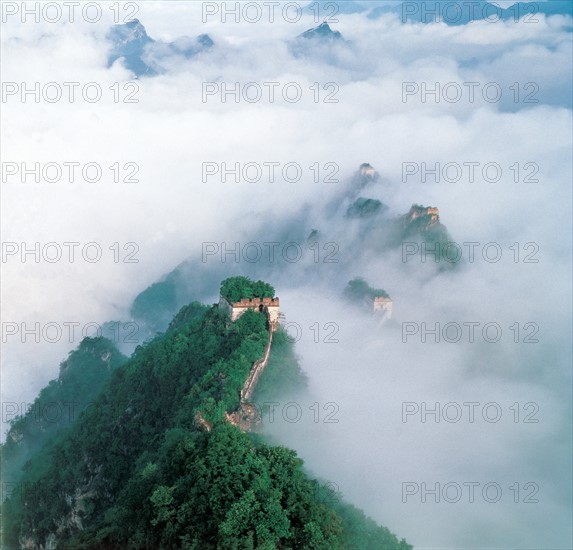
left=241, top=329, right=273, bottom=402
left=219, top=296, right=280, bottom=331
left=225, top=328, right=274, bottom=432
left=373, top=296, right=393, bottom=319
left=406, top=205, right=440, bottom=225
left=218, top=296, right=277, bottom=431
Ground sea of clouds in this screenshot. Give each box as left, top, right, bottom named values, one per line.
left=2, top=1, right=572, bottom=547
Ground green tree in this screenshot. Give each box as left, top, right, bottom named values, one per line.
left=220, top=276, right=275, bottom=303
left=3, top=280, right=412, bottom=550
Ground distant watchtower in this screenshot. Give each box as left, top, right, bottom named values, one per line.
left=373, top=296, right=393, bottom=320
left=359, top=163, right=377, bottom=179
left=219, top=296, right=280, bottom=331
left=406, top=205, right=440, bottom=226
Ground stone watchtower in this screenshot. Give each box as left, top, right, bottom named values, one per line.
left=406, top=205, right=440, bottom=226
left=219, top=296, right=280, bottom=331
left=373, top=296, right=393, bottom=320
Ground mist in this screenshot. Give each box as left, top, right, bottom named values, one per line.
left=2, top=1, right=571, bottom=547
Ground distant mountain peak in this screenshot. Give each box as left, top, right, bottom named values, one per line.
left=299, top=21, right=344, bottom=41
left=107, top=19, right=214, bottom=77
left=107, top=18, right=151, bottom=46
left=197, top=34, right=214, bottom=48
left=106, top=19, right=155, bottom=76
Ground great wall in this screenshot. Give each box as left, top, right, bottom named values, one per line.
left=405, top=205, right=440, bottom=227
left=218, top=295, right=280, bottom=329
left=240, top=329, right=274, bottom=402
left=199, top=290, right=391, bottom=432
left=196, top=295, right=279, bottom=433
left=224, top=296, right=278, bottom=431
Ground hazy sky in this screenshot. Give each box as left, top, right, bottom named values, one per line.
left=1, top=1, right=572, bottom=548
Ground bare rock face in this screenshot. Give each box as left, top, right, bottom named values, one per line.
left=19, top=480, right=99, bottom=549
left=194, top=412, right=212, bottom=432
left=19, top=536, right=38, bottom=549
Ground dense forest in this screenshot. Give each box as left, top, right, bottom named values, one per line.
left=1, top=338, right=127, bottom=493
left=1, top=278, right=411, bottom=549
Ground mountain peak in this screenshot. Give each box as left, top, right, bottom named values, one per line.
left=107, top=19, right=154, bottom=76
left=107, top=19, right=214, bottom=77
left=108, top=18, right=151, bottom=45
left=299, top=21, right=344, bottom=41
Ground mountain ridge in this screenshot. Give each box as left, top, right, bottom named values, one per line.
left=1, top=279, right=412, bottom=550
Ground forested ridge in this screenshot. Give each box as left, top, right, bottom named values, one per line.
left=1, top=282, right=411, bottom=550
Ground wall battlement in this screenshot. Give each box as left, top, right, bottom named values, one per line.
left=373, top=296, right=393, bottom=319
left=232, top=297, right=280, bottom=308
left=219, top=296, right=280, bottom=331
left=359, top=162, right=377, bottom=179
left=407, top=205, right=440, bottom=223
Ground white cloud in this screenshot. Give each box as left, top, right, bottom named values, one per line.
left=1, top=4, right=571, bottom=547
